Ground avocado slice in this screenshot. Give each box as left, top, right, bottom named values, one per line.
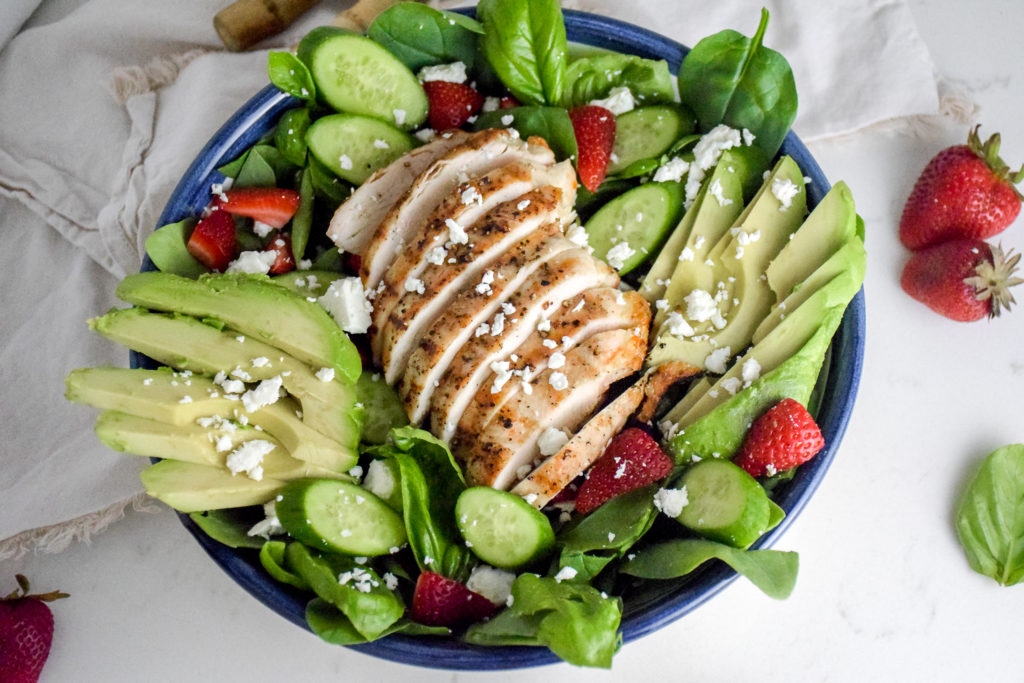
left=95, top=411, right=348, bottom=481
left=116, top=272, right=361, bottom=383
left=140, top=459, right=288, bottom=512
left=89, top=307, right=360, bottom=448
left=66, top=367, right=357, bottom=472
left=271, top=270, right=339, bottom=298
left=647, top=156, right=806, bottom=370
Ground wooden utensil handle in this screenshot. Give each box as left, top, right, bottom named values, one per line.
left=214, top=0, right=323, bottom=52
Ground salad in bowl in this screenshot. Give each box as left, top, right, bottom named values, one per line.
left=65, top=0, right=865, bottom=670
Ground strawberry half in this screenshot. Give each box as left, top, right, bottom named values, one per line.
left=264, top=232, right=295, bottom=275
left=0, top=575, right=68, bottom=683
left=901, top=239, right=1023, bottom=321
left=575, top=427, right=673, bottom=515
left=217, top=187, right=301, bottom=229
left=187, top=209, right=236, bottom=272
left=733, top=398, right=825, bottom=478
left=568, top=105, right=616, bottom=193
left=409, top=571, right=498, bottom=628
left=899, top=125, right=1024, bottom=250
left=422, top=81, right=484, bottom=131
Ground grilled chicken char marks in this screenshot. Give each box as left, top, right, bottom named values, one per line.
left=453, top=287, right=651, bottom=448
left=459, top=327, right=648, bottom=490
left=510, top=361, right=698, bottom=507
left=326, top=130, right=471, bottom=255
left=428, top=248, right=620, bottom=442
left=360, top=129, right=555, bottom=291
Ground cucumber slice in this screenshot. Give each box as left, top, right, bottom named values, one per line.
left=609, top=105, right=694, bottom=175
left=276, top=479, right=407, bottom=556
left=297, top=26, right=427, bottom=130
left=455, top=487, right=555, bottom=569
left=307, top=114, right=413, bottom=185
left=584, top=181, right=684, bottom=274
left=674, top=459, right=771, bottom=549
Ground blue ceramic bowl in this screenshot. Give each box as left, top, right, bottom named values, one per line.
left=139, top=9, right=865, bottom=671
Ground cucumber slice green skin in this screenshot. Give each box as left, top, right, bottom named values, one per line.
left=455, top=487, right=555, bottom=570
left=609, top=105, right=695, bottom=175
left=277, top=478, right=407, bottom=556
left=584, top=181, right=685, bottom=275
left=307, top=114, right=413, bottom=185
left=297, top=26, right=427, bottom=130
left=674, top=459, right=771, bottom=549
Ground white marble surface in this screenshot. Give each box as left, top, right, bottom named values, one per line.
left=5, top=1, right=1024, bottom=680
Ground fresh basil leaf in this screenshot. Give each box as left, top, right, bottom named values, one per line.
left=259, top=540, right=309, bottom=590
left=477, top=0, right=568, bottom=106
left=367, top=3, right=480, bottom=72
left=308, top=155, right=352, bottom=206
left=564, top=53, right=674, bottom=108
left=474, top=106, right=577, bottom=162
left=290, top=166, right=314, bottom=261
left=188, top=509, right=264, bottom=549
left=286, top=543, right=404, bottom=640
left=677, top=8, right=797, bottom=164
left=274, top=107, right=311, bottom=167
left=267, top=51, right=316, bottom=102
left=955, top=444, right=1024, bottom=586
left=365, top=426, right=473, bottom=581
left=145, top=219, right=207, bottom=278
left=622, top=538, right=799, bottom=599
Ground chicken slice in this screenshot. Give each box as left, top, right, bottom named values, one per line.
left=369, top=159, right=576, bottom=363
left=360, top=129, right=555, bottom=291
left=326, top=130, right=470, bottom=255
left=457, top=328, right=648, bottom=490
left=398, top=234, right=577, bottom=425
left=453, top=287, right=651, bottom=447
left=511, top=361, right=700, bottom=508
left=428, top=249, right=620, bottom=442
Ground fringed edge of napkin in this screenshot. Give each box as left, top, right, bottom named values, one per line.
left=109, top=48, right=213, bottom=105
left=0, top=494, right=161, bottom=562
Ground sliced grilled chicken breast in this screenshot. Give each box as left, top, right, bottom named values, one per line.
left=369, top=160, right=576, bottom=363
left=458, top=328, right=648, bottom=490
left=360, top=129, right=555, bottom=291
left=428, top=248, right=619, bottom=442
left=511, top=361, right=699, bottom=507
left=453, top=287, right=651, bottom=446
left=398, top=234, right=577, bottom=424
left=326, top=130, right=471, bottom=254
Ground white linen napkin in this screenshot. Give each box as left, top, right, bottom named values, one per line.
left=0, top=0, right=945, bottom=554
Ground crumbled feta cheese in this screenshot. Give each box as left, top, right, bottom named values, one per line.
left=704, top=346, right=731, bottom=374
left=317, top=277, right=372, bottom=334
left=516, top=199, right=531, bottom=210
left=252, top=220, right=275, bottom=238
left=475, top=270, right=494, bottom=295
left=721, top=377, right=742, bottom=395
left=226, top=439, right=275, bottom=480
left=414, top=128, right=436, bottom=142
left=466, top=565, right=516, bottom=605
left=425, top=245, right=447, bottom=265
left=445, top=217, right=468, bottom=245
left=653, top=486, right=689, bottom=517
left=588, top=86, right=635, bottom=115
left=771, top=177, right=801, bottom=210
left=241, top=376, right=284, bottom=413
left=741, top=358, right=762, bottom=386
left=373, top=138, right=390, bottom=149
left=500, top=114, right=514, bottom=126
left=404, top=276, right=425, bottom=295
left=684, top=289, right=717, bottom=322
left=392, top=109, right=407, bottom=125
left=490, top=360, right=513, bottom=393
left=536, top=316, right=551, bottom=332
left=553, top=566, right=578, bottom=583
left=652, top=156, right=690, bottom=183
left=363, top=459, right=396, bottom=502
left=666, top=310, right=694, bottom=338
left=565, top=223, right=591, bottom=250
left=605, top=242, right=635, bottom=270
left=226, top=250, right=277, bottom=275
left=315, top=367, right=335, bottom=382
left=489, top=312, right=505, bottom=336
left=684, top=124, right=743, bottom=206
left=548, top=372, right=569, bottom=391
left=417, top=61, right=468, bottom=83
left=708, top=179, right=733, bottom=206
left=548, top=351, right=566, bottom=369
left=338, top=154, right=353, bottom=170
left=247, top=501, right=286, bottom=539
left=250, top=357, right=269, bottom=368
left=482, top=96, right=500, bottom=112
left=742, top=128, right=756, bottom=146
left=462, top=186, right=483, bottom=205
left=537, top=427, right=570, bottom=456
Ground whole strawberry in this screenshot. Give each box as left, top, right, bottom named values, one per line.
left=422, top=81, right=484, bottom=131
left=568, top=105, right=616, bottom=193
left=0, top=575, right=68, bottom=683
left=575, top=427, right=673, bottom=515
left=409, top=571, right=497, bottom=628
left=900, top=126, right=1024, bottom=250
left=901, top=239, right=1023, bottom=321
left=733, top=398, right=824, bottom=478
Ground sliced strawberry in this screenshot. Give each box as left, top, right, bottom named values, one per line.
left=343, top=251, right=362, bottom=275
left=422, top=81, right=485, bottom=131
left=733, top=398, right=825, bottom=477
left=218, top=187, right=301, bottom=229
left=187, top=209, right=236, bottom=272
left=499, top=96, right=520, bottom=109
left=569, top=105, right=616, bottom=192
left=264, top=232, right=295, bottom=275
left=575, top=427, right=673, bottom=515
left=410, top=571, right=498, bottom=628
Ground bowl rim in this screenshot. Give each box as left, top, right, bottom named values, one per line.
left=140, top=8, right=866, bottom=671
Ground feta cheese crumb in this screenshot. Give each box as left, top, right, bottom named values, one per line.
left=703, top=346, right=731, bottom=374
left=684, top=289, right=718, bottom=322
left=553, top=566, right=578, bottom=583
left=462, top=186, right=483, bottom=205
left=605, top=242, right=635, bottom=270
left=588, top=86, right=635, bottom=115
left=467, top=565, right=515, bottom=605
left=548, top=372, right=569, bottom=391
left=414, top=128, right=436, bottom=142
left=317, top=277, right=372, bottom=334
left=226, top=250, right=277, bottom=275
left=247, top=501, right=285, bottom=538
left=653, top=486, right=689, bottom=517
left=666, top=310, right=694, bottom=338
left=741, top=358, right=762, bottom=386
left=489, top=361, right=513, bottom=393
left=252, top=220, right=275, bottom=238
left=516, top=199, right=531, bottom=210
left=363, top=459, right=396, bottom=502
left=721, top=376, right=742, bottom=395
left=537, top=427, right=570, bottom=456
left=373, top=138, right=390, bottom=149
left=565, top=223, right=591, bottom=250
left=392, top=109, right=407, bottom=126
left=241, top=376, right=284, bottom=413
left=226, top=439, right=275, bottom=480
left=548, top=351, right=566, bottom=369
left=500, top=114, right=514, bottom=126
left=417, top=61, right=468, bottom=84
left=652, top=156, right=690, bottom=183
left=445, top=217, right=468, bottom=245
left=482, top=96, right=500, bottom=112
left=404, top=276, right=425, bottom=295
left=475, top=270, right=495, bottom=295
left=771, top=177, right=801, bottom=210
left=315, top=367, right=335, bottom=382
left=338, top=154, right=353, bottom=170
left=708, top=179, right=733, bottom=206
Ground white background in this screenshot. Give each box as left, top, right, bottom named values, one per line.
left=4, top=1, right=1024, bottom=680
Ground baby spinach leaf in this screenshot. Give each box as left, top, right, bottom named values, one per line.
left=677, top=8, right=797, bottom=165
left=311, top=245, right=344, bottom=272
left=477, top=0, right=568, bottom=106
left=274, top=107, right=311, bottom=167
left=367, top=3, right=482, bottom=72
left=622, top=538, right=799, bottom=599
left=188, top=509, right=263, bottom=548
left=563, top=53, right=674, bottom=108
left=955, top=444, right=1024, bottom=586
left=267, top=51, right=316, bottom=102
left=307, top=599, right=450, bottom=645
left=308, top=156, right=352, bottom=206
left=145, top=219, right=207, bottom=278
left=474, top=106, right=577, bottom=162
left=259, top=540, right=309, bottom=590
